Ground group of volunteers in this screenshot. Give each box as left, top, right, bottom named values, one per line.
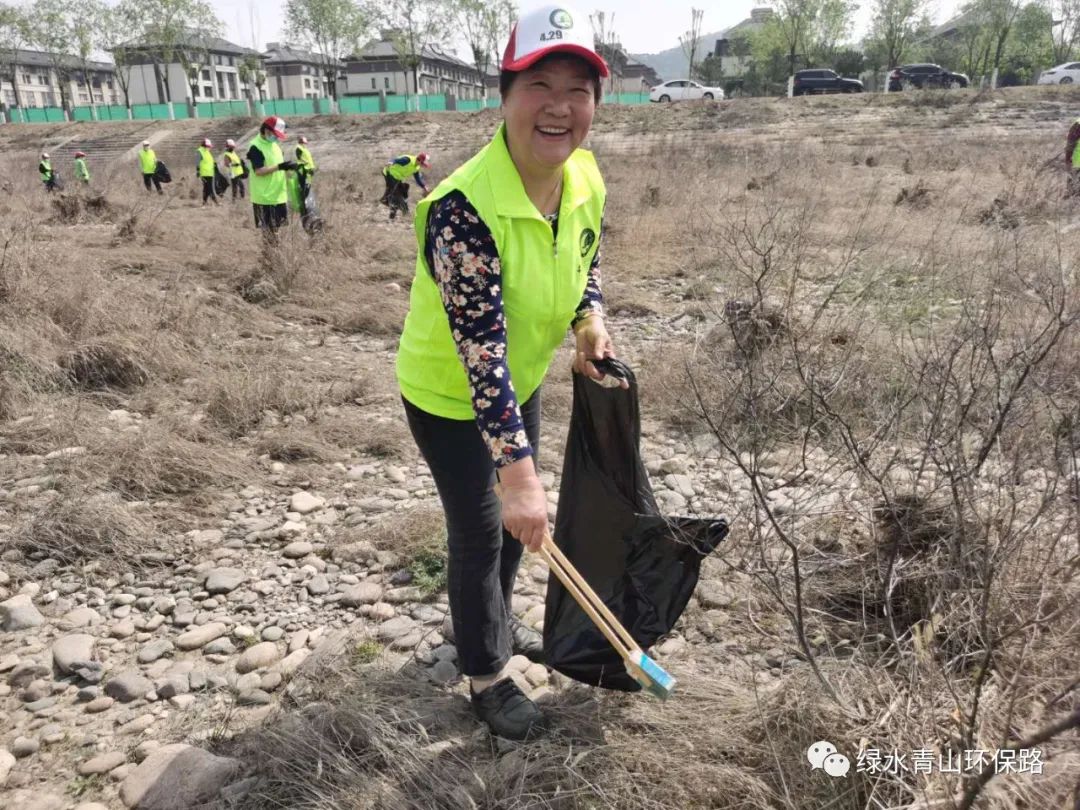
left=40, top=114, right=434, bottom=232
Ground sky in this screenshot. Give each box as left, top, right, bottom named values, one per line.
left=209, top=0, right=968, bottom=56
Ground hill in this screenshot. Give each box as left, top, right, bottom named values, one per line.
left=631, top=32, right=723, bottom=81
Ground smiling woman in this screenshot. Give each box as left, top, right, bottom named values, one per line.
left=394, top=3, right=623, bottom=742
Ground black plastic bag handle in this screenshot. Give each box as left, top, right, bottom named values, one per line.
left=590, top=356, right=632, bottom=382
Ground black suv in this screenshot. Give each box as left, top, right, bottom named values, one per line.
left=792, top=69, right=864, bottom=95
left=888, top=64, right=969, bottom=91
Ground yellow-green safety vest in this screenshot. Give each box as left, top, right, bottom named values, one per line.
left=39, top=159, right=52, bottom=181
left=224, top=150, right=243, bottom=178
left=296, top=144, right=316, bottom=175
left=1074, top=118, right=1080, bottom=169
left=197, top=146, right=215, bottom=178
left=75, top=157, right=89, bottom=182
left=396, top=123, right=605, bottom=419
left=139, top=148, right=157, bottom=174
left=248, top=135, right=287, bottom=205
left=386, top=155, right=422, bottom=181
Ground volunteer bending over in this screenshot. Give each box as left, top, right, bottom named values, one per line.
left=396, top=3, right=624, bottom=741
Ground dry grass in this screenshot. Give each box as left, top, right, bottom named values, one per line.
left=2, top=93, right=1080, bottom=810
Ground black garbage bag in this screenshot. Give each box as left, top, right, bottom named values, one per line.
left=154, top=160, right=172, bottom=183
left=543, top=358, right=729, bottom=691
left=213, top=167, right=229, bottom=196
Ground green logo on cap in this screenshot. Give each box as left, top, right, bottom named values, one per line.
left=550, top=9, right=573, bottom=29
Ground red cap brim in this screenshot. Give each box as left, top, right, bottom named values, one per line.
left=272, top=129, right=287, bottom=140
left=503, top=42, right=610, bottom=78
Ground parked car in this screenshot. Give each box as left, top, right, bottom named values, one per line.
left=649, top=79, right=724, bottom=102
left=1037, top=61, right=1080, bottom=85
left=888, top=64, right=969, bottom=91
left=792, top=69, right=864, bottom=95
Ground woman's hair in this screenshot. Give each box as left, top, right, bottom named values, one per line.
left=500, top=53, right=602, bottom=103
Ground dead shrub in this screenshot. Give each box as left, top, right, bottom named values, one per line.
left=97, top=427, right=249, bottom=500
left=332, top=300, right=408, bottom=337
left=12, top=489, right=155, bottom=568
left=977, top=196, right=1021, bottom=230
left=353, top=416, right=411, bottom=459
left=710, top=299, right=789, bottom=364
left=256, top=428, right=340, bottom=463
left=894, top=180, right=932, bottom=208
left=50, top=193, right=116, bottom=224
left=204, top=369, right=319, bottom=438
left=60, top=343, right=149, bottom=392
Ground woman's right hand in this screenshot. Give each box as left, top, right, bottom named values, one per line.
left=498, top=459, right=548, bottom=553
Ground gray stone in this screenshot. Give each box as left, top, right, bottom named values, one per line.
left=664, top=473, right=696, bottom=498
left=61, top=607, right=103, bottom=628
left=117, top=714, right=156, bottom=735
left=282, top=541, right=313, bottom=559
left=137, top=640, right=174, bottom=664
left=340, top=582, right=383, bottom=606
left=202, top=637, right=236, bottom=655
left=305, top=576, right=330, bottom=596
left=51, top=634, right=96, bottom=674
left=261, top=626, right=284, bottom=641
left=155, top=676, right=190, bottom=700
left=271, top=648, right=310, bottom=679
left=11, top=736, right=39, bottom=757
left=204, top=569, right=246, bottom=594
left=78, top=751, right=127, bottom=775
left=175, top=622, right=228, bottom=651
left=75, top=804, right=112, bottom=810
left=119, top=743, right=240, bottom=809
left=236, top=688, right=272, bottom=705
left=84, top=696, right=114, bottom=713
left=236, top=642, right=281, bottom=674
left=0, top=748, right=14, bottom=786
left=430, top=659, right=458, bottom=684
left=1, top=594, right=44, bottom=631
left=289, top=492, right=325, bottom=514
left=376, top=615, right=416, bottom=641
left=105, top=670, right=153, bottom=703
left=74, top=660, right=106, bottom=683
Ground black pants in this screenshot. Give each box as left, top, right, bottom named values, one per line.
left=43, top=178, right=57, bottom=193
left=253, top=203, right=287, bottom=230
left=231, top=177, right=245, bottom=199
left=143, top=173, right=162, bottom=193
left=403, top=391, right=542, bottom=677
left=200, top=176, right=218, bottom=203
left=383, top=173, right=409, bottom=218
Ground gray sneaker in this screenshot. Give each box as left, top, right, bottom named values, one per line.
left=471, top=678, right=545, bottom=741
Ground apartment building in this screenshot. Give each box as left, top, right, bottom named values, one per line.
left=263, top=43, right=340, bottom=100
left=343, top=36, right=485, bottom=99
left=0, top=48, right=118, bottom=109
left=118, top=33, right=264, bottom=105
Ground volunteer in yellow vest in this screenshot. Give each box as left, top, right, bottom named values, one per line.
left=295, top=135, right=316, bottom=211
left=221, top=139, right=245, bottom=201
left=197, top=138, right=219, bottom=206
left=396, top=3, right=624, bottom=741
left=74, top=151, right=90, bottom=185
left=1067, top=116, right=1080, bottom=196
left=139, top=141, right=163, bottom=194
left=39, top=152, right=57, bottom=192
left=246, top=116, right=296, bottom=230
left=380, top=151, right=430, bottom=220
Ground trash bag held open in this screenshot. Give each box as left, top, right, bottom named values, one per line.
left=543, top=358, right=729, bottom=691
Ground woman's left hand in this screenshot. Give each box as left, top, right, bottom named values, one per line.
left=573, top=315, right=629, bottom=390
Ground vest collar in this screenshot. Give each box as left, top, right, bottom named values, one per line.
left=485, top=122, right=592, bottom=219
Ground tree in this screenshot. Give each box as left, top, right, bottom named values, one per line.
left=1045, top=0, right=1080, bottom=63
left=286, top=0, right=372, bottom=102
left=806, top=0, right=858, bottom=66
left=382, top=0, right=447, bottom=109
left=867, top=0, right=929, bottom=70
left=589, top=10, right=619, bottom=93
left=456, top=0, right=500, bottom=99
left=26, top=0, right=84, bottom=112
left=773, top=0, right=823, bottom=74
left=238, top=53, right=266, bottom=101
left=125, top=0, right=223, bottom=105
left=1000, top=2, right=1054, bottom=83
left=101, top=1, right=141, bottom=109
left=695, top=51, right=724, bottom=84
left=69, top=0, right=108, bottom=111
left=492, top=0, right=515, bottom=70
left=678, top=7, right=703, bottom=79
left=0, top=3, right=29, bottom=111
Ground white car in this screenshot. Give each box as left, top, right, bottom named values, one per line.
left=1038, top=62, right=1080, bottom=85
left=649, top=79, right=724, bottom=102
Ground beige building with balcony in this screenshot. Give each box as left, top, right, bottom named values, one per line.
left=343, top=38, right=485, bottom=99
left=0, top=48, right=118, bottom=109
left=117, top=34, right=264, bottom=105
left=263, top=43, right=340, bottom=100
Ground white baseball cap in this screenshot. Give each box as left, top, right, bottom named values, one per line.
left=502, top=4, right=609, bottom=77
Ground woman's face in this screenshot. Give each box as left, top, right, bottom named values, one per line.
left=503, top=56, right=597, bottom=175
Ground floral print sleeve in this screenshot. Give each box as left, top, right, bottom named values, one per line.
left=572, top=222, right=603, bottom=326
left=424, top=190, right=533, bottom=467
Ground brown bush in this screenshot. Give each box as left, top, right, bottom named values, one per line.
left=59, top=342, right=149, bottom=391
